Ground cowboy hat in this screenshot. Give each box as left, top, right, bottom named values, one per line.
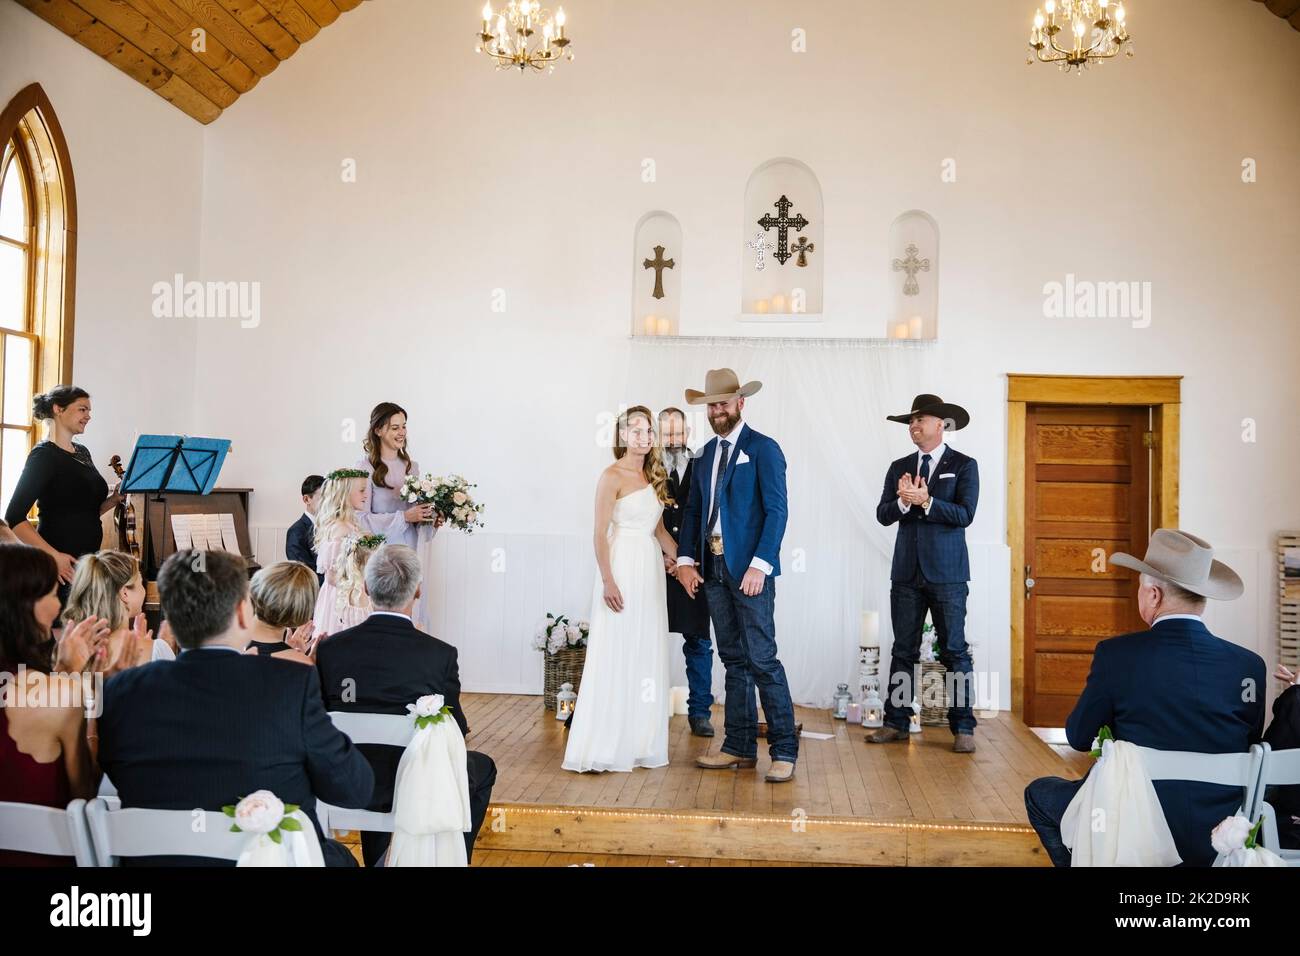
left=1109, top=529, right=1243, bottom=601
left=886, top=393, right=971, bottom=431
left=685, top=368, right=763, bottom=406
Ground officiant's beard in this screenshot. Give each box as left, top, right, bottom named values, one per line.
left=708, top=408, right=741, bottom=436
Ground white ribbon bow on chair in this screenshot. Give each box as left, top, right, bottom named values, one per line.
left=1061, top=738, right=1182, bottom=867
left=385, top=695, right=472, bottom=867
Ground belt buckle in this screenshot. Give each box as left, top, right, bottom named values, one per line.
left=708, top=534, right=724, bottom=556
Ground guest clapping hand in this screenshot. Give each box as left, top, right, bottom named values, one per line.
left=62, top=550, right=163, bottom=673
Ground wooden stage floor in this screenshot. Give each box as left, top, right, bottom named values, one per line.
left=460, top=693, right=1086, bottom=867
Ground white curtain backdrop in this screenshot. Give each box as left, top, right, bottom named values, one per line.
left=626, top=336, right=937, bottom=706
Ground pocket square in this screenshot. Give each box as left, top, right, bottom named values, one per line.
left=938, top=472, right=956, bottom=479
left=735, top=450, right=751, bottom=465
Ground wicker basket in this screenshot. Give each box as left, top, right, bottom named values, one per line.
left=919, top=660, right=950, bottom=726
left=543, top=645, right=587, bottom=711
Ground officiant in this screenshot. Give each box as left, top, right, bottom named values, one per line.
left=659, top=407, right=714, bottom=737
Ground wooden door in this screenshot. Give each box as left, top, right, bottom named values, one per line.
left=1024, top=405, right=1150, bottom=727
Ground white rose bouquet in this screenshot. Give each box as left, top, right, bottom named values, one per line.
left=533, top=612, right=590, bottom=655
left=223, top=790, right=302, bottom=844
left=400, top=472, right=486, bottom=532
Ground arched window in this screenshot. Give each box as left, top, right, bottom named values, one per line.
left=0, top=84, right=76, bottom=512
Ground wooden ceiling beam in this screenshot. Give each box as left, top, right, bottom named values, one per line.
left=67, top=0, right=240, bottom=108
left=256, top=0, right=320, bottom=44
left=121, top=0, right=260, bottom=93
left=14, top=0, right=222, bottom=123
left=168, top=0, right=281, bottom=76
left=291, top=0, right=338, bottom=30
left=212, top=0, right=300, bottom=60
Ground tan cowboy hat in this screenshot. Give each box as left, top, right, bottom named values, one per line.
left=685, top=368, right=763, bottom=405
left=1109, top=529, right=1243, bottom=601
left=886, top=393, right=970, bottom=431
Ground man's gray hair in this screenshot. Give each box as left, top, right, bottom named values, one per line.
left=1139, top=572, right=1206, bottom=610
left=364, top=543, right=422, bottom=610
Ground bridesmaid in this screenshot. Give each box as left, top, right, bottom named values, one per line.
left=356, top=402, right=441, bottom=544
left=4, top=386, right=120, bottom=608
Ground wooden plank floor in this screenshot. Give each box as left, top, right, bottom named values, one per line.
left=464, top=693, right=1083, bottom=827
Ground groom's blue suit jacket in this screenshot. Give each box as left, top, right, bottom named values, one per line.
left=678, top=423, right=787, bottom=580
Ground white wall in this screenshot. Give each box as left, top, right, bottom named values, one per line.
left=0, top=3, right=205, bottom=466
left=8, top=0, right=1298, bottom=700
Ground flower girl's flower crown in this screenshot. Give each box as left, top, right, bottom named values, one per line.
left=326, top=467, right=369, bottom=481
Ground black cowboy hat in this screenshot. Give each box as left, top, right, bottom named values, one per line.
left=886, top=393, right=970, bottom=431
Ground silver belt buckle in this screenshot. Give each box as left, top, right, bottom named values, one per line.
left=708, top=534, right=724, bottom=556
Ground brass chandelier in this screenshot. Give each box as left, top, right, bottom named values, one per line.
left=1028, top=0, right=1132, bottom=72
left=476, top=1, right=573, bottom=73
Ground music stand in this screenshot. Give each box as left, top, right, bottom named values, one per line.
left=120, top=435, right=231, bottom=498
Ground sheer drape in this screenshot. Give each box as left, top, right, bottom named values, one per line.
left=626, top=336, right=936, bottom=706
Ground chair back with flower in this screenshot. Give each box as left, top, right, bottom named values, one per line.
left=84, top=791, right=323, bottom=867
left=318, top=696, right=470, bottom=867
left=1252, top=742, right=1300, bottom=866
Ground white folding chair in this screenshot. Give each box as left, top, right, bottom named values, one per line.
left=1253, top=743, right=1300, bottom=866
left=97, top=775, right=121, bottom=810
left=84, top=798, right=322, bottom=866
left=316, top=711, right=415, bottom=837
left=0, top=799, right=96, bottom=866
left=1135, top=744, right=1266, bottom=864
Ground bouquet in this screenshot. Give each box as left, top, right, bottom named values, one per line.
left=532, top=612, right=590, bottom=655
left=399, top=472, right=486, bottom=533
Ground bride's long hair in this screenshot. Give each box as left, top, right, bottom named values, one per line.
left=614, top=405, right=674, bottom=507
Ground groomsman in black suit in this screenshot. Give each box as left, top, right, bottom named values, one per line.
left=316, top=543, right=497, bottom=866
left=659, top=407, right=715, bottom=737
left=98, top=549, right=374, bottom=866
left=870, top=394, right=980, bottom=753
left=285, top=474, right=324, bottom=583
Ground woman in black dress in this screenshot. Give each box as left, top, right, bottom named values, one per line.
left=4, top=386, right=119, bottom=605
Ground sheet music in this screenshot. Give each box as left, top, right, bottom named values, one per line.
left=218, top=513, right=241, bottom=554
left=170, top=514, right=193, bottom=550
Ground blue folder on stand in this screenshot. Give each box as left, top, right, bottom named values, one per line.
left=120, top=435, right=231, bottom=495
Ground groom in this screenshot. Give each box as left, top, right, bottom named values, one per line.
left=675, top=368, right=798, bottom=782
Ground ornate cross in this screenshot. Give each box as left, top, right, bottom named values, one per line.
left=892, top=243, right=930, bottom=296
left=747, top=231, right=774, bottom=272
left=642, top=245, right=675, bottom=300
left=790, top=236, right=815, bottom=268
left=756, top=195, right=809, bottom=266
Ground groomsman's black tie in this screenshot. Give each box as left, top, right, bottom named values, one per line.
left=707, top=439, right=731, bottom=534
left=919, top=452, right=932, bottom=487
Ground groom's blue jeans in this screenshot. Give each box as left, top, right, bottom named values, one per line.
left=703, top=551, right=798, bottom=764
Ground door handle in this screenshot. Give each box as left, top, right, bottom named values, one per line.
left=1025, top=565, right=1035, bottom=600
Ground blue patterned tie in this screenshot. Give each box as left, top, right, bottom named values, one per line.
left=919, top=453, right=932, bottom=487
left=707, top=440, right=730, bottom=534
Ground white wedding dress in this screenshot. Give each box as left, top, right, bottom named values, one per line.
left=562, top=484, right=672, bottom=773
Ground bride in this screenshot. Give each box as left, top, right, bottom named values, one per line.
left=562, top=406, right=680, bottom=773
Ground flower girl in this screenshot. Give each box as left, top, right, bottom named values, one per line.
left=312, top=468, right=408, bottom=636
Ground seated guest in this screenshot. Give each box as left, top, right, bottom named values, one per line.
left=0, top=544, right=110, bottom=865
left=1263, top=663, right=1300, bottom=849
left=248, top=561, right=319, bottom=665
left=1025, top=530, right=1265, bottom=867
left=286, top=475, right=325, bottom=584
left=316, top=543, right=496, bottom=866
left=62, top=549, right=163, bottom=671
left=98, top=549, right=374, bottom=866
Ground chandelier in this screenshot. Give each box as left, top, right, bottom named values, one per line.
left=1028, top=0, right=1132, bottom=72
left=476, top=2, right=573, bottom=73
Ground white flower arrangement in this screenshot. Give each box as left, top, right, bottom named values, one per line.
left=1211, top=813, right=1286, bottom=867
left=533, top=612, right=589, bottom=655
left=223, top=790, right=303, bottom=844
left=399, top=472, right=486, bottom=533
left=407, top=693, right=454, bottom=729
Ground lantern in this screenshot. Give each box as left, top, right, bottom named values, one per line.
left=556, top=681, right=577, bottom=721
left=832, top=683, right=851, bottom=720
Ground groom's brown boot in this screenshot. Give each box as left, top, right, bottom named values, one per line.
left=865, top=726, right=911, bottom=744
left=696, top=752, right=757, bottom=770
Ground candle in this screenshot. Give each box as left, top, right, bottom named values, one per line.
left=908, top=315, right=924, bottom=339
left=846, top=702, right=862, bottom=724
left=482, top=2, right=492, bottom=32
left=656, top=317, right=671, bottom=335
left=755, top=300, right=769, bottom=314
left=860, top=610, right=879, bottom=648
left=892, top=322, right=909, bottom=340
left=771, top=294, right=787, bottom=312
left=556, top=5, right=566, bottom=37
left=643, top=314, right=657, bottom=335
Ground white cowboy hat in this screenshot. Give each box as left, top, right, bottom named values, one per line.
left=1109, top=529, right=1243, bottom=601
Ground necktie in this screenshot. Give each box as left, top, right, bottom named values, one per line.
left=707, top=440, right=730, bottom=533
left=919, top=453, right=932, bottom=487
